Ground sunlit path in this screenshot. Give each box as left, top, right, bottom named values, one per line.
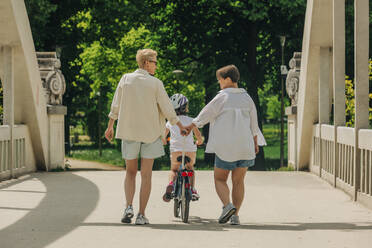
left=1, top=170, right=372, bottom=248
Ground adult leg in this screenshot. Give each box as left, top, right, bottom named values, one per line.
left=139, top=158, right=154, bottom=215
left=231, top=167, right=248, bottom=215
left=124, top=159, right=138, bottom=207
left=214, top=167, right=230, bottom=206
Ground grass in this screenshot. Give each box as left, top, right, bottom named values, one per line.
left=262, top=123, right=288, bottom=170
left=67, top=123, right=289, bottom=171
left=68, top=148, right=125, bottom=166
left=67, top=144, right=213, bottom=170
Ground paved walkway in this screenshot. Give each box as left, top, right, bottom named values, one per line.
left=1, top=169, right=372, bottom=248
left=66, top=158, right=124, bottom=171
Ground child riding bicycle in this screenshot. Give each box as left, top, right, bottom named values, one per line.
left=162, top=93, right=203, bottom=202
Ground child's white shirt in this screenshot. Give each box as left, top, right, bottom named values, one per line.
left=166, top=115, right=197, bottom=153
left=192, top=88, right=266, bottom=162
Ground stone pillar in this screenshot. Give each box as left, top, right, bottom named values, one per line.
left=333, top=0, right=346, bottom=187
left=1, top=46, right=14, bottom=177
left=354, top=0, right=369, bottom=200
left=36, top=52, right=67, bottom=170
left=285, top=52, right=301, bottom=170
left=47, top=106, right=67, bottom=169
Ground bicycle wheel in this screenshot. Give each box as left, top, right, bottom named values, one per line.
left=174, top=198, right=180, bottom=217
left=180, top=179, right=190, bottom=223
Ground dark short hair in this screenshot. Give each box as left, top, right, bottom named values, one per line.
left=175, top=104, right=188, bottom=116
left=216, top=65, right=240, bottom=83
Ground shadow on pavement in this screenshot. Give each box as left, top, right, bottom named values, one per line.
left=0, top=172, right=99, bottom=248
left=81, top=216, right=372, bottom=232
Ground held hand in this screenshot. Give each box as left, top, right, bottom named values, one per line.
left=255, top=144, right=259, bottom=154
left=184, top=124, right=194, bottom=136
left=105, top=127, right=114, bottom=143
left=176, top=122, right=188, bottom=136
left=196, top=138, right=203, bottom=146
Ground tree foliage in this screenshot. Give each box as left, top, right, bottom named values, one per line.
left=345, top=60, right=372, bottom=127
left=22, top=0, right=372, bottom=169
left=21, top=0, right=306, bottom=169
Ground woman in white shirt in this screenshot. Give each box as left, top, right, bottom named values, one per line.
left=162, top=94, right=203, bottom=203
left=186, top=65, right=265, bottom=225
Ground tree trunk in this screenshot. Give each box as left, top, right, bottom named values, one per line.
left=202, top=76, right=217, bottom=167
left=244, top=22, right=266, bottom=171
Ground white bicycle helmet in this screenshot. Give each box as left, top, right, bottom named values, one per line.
left=170, top=93, right=188, bottom=110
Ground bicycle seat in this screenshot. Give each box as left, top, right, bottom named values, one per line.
left=177, top=155, right=191, bottom=163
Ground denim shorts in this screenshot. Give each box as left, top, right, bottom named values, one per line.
left=214, top=155, right=255, bottom=170
left=121, top=137, right=165, bottom=160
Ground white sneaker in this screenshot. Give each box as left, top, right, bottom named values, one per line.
left=218, top=203, right=236, bottom=224
left=121, top=205, right=134, bottom=223
left=191, top=189, right=200, bottom=201
left=135, top=213, right=149, bottom=225
left=230, top=215, right=240, bottom=225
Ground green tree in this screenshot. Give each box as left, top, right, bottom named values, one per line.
left=345, top=59, right=372, bottom=127
left=144, top=0, right=306, bottom=168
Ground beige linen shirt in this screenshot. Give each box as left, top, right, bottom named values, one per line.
left=108, top=69, right=179, bottom=143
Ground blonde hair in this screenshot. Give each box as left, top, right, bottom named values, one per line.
left=136, top=49, right=157, bottom=68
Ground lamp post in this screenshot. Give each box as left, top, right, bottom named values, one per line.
left=172, top=69, right=184, bottom=91
left=279, top=35, right=287, bottom=168
left=97, top=91, right=102, bottom=157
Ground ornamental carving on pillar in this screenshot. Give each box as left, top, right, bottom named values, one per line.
left=36, top=52, right=66, bottom=105
left=286, top=52, right=301, bottom=106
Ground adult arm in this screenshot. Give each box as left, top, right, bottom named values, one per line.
left=193, top=126, right=203, bottom=145
left=162, top=128, right=170, bottom=145
left=105, top=77, right=123, bottom=142
left=248, top=96, right=260, bottom=153
left=254, top=135, right=258, bottom=154
left=156, top=81, right=179, bottom=125
left=105, top=118, right=115, bottom=142
left=156, top=81, right=186, bottom=134
left=191, top=93, right=226, bottom=129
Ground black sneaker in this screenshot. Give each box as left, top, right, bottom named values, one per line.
left=162, top=184, right=174, bottom=202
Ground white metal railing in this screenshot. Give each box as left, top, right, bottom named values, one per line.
left=0, top=125, right=26, bottom=179
left=359, top=129, right=372, bottom=196
left=312, top=124, right=321, bottom=168
left=0, top=125, right=10, bottom=174
left=337, top=127, right=355, bottom=187
left=311, top=124, right=372, bottom=209
left=321, top=124, right=335, bottom=175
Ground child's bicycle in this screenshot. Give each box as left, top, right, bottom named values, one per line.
left=172, top=154, right=194, bottom=223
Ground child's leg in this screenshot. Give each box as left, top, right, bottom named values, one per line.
left=163, top=152, right=182, bottom=202
left=169, top=152, right=182, bottom=183
left=185, top=152, right=197, bottom=188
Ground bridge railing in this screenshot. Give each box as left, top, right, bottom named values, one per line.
left=358, top=129, right=372, bottom=208
left=311, top=124, right=372, bottom=208
left=0, top=125, right=33, bottom=181
left=336, top=127, right=355, bottom=196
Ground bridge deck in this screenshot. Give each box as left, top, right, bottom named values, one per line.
left=1, top=170, right=372, bottom=248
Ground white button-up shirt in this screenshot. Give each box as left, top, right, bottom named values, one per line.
left=109, top=69, right=179, bottom=143
left=192, top=88, right=265, bottom=162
